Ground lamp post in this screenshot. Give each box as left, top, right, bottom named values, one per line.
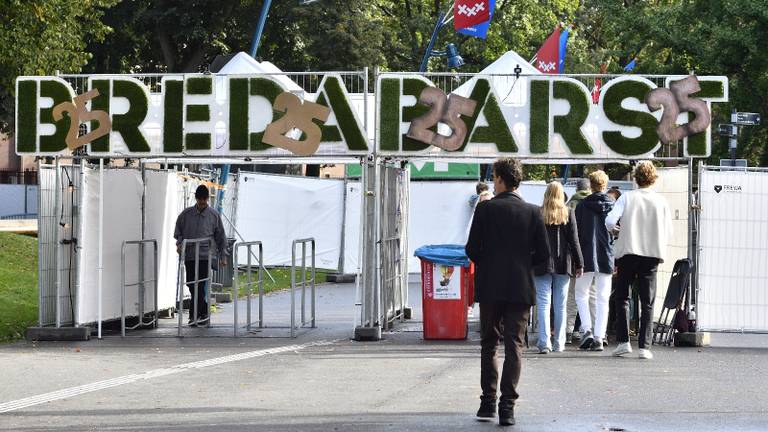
left=418, top=2, right=464, bottom=72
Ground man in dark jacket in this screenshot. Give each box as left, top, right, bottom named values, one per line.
left=174, top=185, right=228, bottom=326
left=466, top=158, right=550, bottom=426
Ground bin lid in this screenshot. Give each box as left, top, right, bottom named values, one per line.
left=414, top=244, right=470, bottom=267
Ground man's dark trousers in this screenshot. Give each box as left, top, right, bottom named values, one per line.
left=184, top=260, right=209, bottom=319
left=613, top=254, right=660, bottom=349
left=480, top=302, right=530, bottom=407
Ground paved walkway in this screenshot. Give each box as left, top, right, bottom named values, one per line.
left=1, top=282, right=767, bottom=431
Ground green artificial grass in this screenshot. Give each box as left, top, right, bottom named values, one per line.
left=0, top=232, right=38, bottom=342
left=231, top=267, right=329, bottom=298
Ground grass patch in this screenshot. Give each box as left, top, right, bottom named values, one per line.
left=0, top=232, right=38, bottom=342
left=230, top=267, right=329, bottom=298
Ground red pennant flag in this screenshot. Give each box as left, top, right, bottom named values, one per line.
left=533, top=26, right=561, bottom=74
left=591, top=78, right=602, bottom=104
left=454, top=0, right=491, bottom=30
left=591, top=64, right=608, bottom=104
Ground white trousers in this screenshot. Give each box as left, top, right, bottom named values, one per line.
left=574, top=272, right=612, bottom=340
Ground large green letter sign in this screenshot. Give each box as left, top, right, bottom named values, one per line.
left=15, top=73, right=369, bottom=157
left=376, top=74, right=727, bottom=160
left=15, top=73, right=727, bottom=160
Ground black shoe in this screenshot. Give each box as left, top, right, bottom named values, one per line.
left=187, top=318, right=197, bottom=327
left=590, top=338, right=604, bottom=351
left=579, top=330, right=594, bottom=350
left=498, top=404, right=515, bottom=426
left=476, top=399, right=496, bottom=421
left=197, top=315, right=209, bottom=325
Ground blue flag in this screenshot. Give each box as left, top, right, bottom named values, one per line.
left=457, top=0, right=495, bottom=39
left=623, top=57, right=637, bottom=72
left=558, top=27, right=570, bottom=73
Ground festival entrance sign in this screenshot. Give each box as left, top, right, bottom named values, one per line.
left=377, top=74, right=728, bottom=160
left=15, top=73, right=727, bottom=159
left=15, top=74, right=369, bottom=157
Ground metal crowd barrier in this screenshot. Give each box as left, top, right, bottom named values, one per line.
left=120, top=239, right=159, bottom=337
left=233, top=241, right=264, bottom=337
left=380, top=236, right=406, bottom=331
left=291, top=238, right=316, bottom=338
left=177, top=237, right=213, bottom=336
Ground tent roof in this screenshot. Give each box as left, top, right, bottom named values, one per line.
left=453, top=49, right=540, bottom=99
left=217, top=52, right=303, bottom=92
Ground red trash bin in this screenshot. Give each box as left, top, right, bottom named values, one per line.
left=420, top=258, right=469, bottom=340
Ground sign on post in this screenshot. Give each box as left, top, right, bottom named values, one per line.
left=732, top=112, right=761, bottom=126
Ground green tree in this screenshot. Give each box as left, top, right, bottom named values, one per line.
left=0, top=0, right=118, bottom=129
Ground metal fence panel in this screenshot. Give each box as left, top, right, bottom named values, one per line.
left=697, top=166, right=768, bottom=332
left=38, top=165, right=56, bottom=326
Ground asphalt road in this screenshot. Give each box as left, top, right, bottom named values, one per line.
left=1, top=283, right=766, bottom=432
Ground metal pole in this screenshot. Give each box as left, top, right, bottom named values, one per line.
left=258, top=244, right=264, bottom=329
left=311, top=240, right=316, bottom=328
left=36, top=159, right=43, bottom=327
left=121, top=242, right=126, bottom=338
left=301, top=241, right=307, bottom=325
left=363, top=67, right=369, bottom=133
left=291, top=241, right=296, bottom=338
left=207, top=241, right=212, bottom=328
left=54, top=157, right=61, bottom=328
left=419, top=11, right=446, bottom=73
left=234, top=245, right=240, bottom=336
left=337, top=175, right=348, bottom=274
left=194, top=242, right=200, bottom=326
left=687, top=159, right=695, bottom=323
left=153, top=241, right=158, bottom=328
left=98, top=159, right=104, bottom=337
left=139, top=164, right=146, bottom=323
left=246, top=244, right=252, bottom=330
left=249, top=0, right=273, bottom=58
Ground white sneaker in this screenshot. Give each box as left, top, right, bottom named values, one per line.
left=638, top=349, right=654, bottom=360
left=612, top=342, right=633, bottom=357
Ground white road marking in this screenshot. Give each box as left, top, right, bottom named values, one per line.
left=0, top=340, right=335, bottom=414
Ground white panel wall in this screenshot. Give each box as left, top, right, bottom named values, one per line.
left=77, top=168, right=143, bottom=324
left=698, top=169, right=768, bottom=331
left=343, top=181, right=362, bottom=274
left=76, top=169, right=184, bottom=324
left=0, top=184, right=37, bottom=217
left=234, top=173, right=345, bottom=270
left=144, top=171, right=185, bottom=314
left=654, top=167, right=690, bottom=317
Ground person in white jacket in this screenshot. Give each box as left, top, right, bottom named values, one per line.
left=605, top=161, right=673, bottom=360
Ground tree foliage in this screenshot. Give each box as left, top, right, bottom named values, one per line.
left=2, top=0, right=766, bottom=165
left=0, top=0, right=117, bottom=129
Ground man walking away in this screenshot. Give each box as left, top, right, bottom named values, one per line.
left=606, top=161, right=673, bottom=360
left=174, top=185, right=228, bottom=326
left=466, top=158, right=550, bottom=426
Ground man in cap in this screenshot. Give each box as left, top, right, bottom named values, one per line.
left=174, top=184, right=228, bottom=326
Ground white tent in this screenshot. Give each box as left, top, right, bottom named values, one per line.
left=218, top=51, right=304, bottom=92
left=453, top=49, right=540, bottom=106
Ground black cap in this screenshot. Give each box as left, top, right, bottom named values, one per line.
left=194, top=185, right=210, bottom=199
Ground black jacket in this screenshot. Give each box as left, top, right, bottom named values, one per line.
left=465, top=192, right=550, bottom=305
left=575, top=192, right=614, bottom=274
left=533, top=208, right=583, bottom=276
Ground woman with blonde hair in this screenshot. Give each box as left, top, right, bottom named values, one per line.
left=534, top=181, right=584, bottom=353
